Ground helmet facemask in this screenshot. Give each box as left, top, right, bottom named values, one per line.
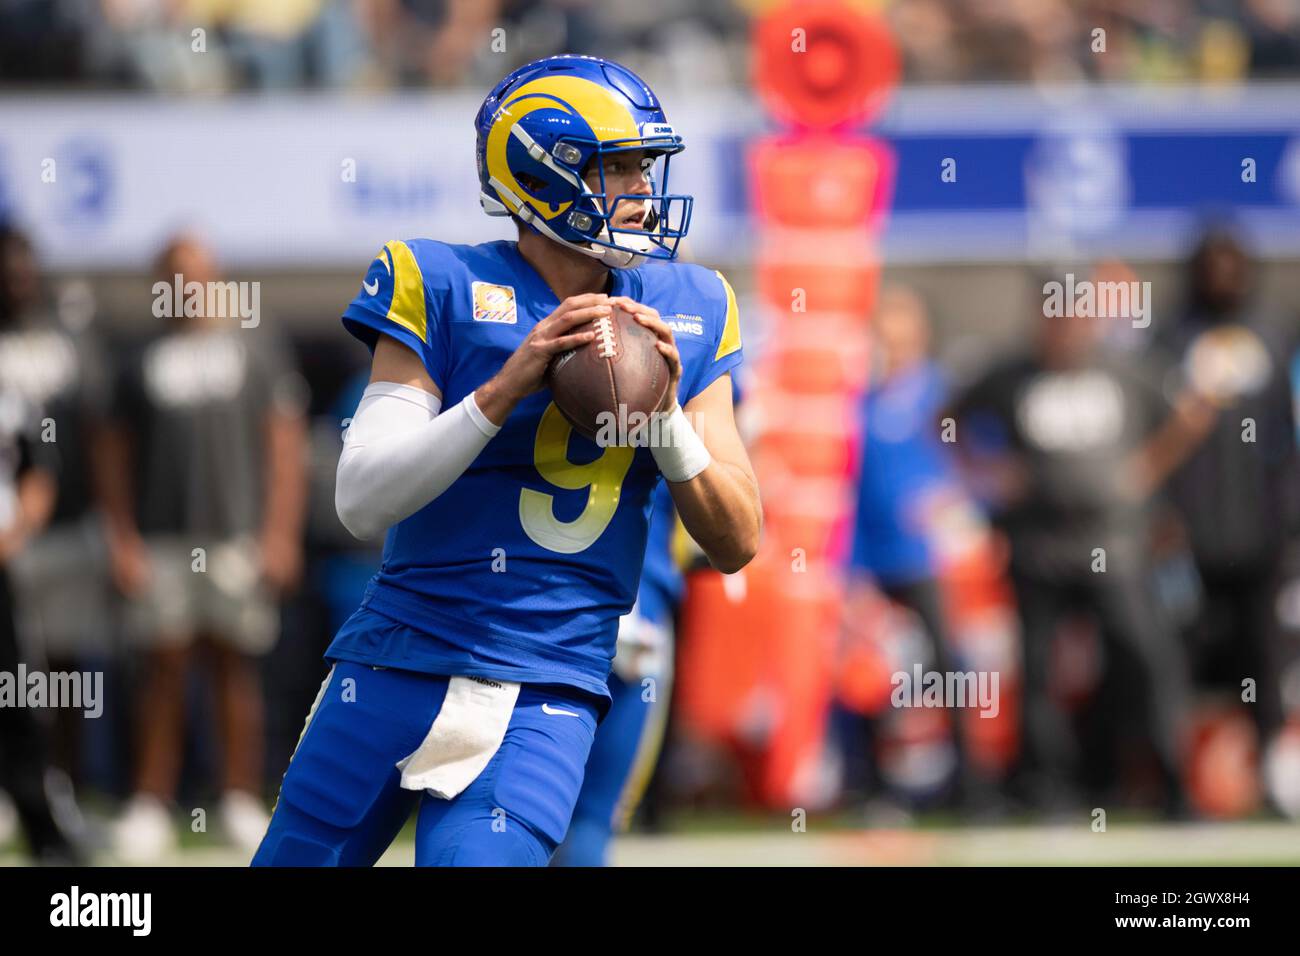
left=485, top=125, right=693, bottom=269
left=565, top=141, right=692, bottom=268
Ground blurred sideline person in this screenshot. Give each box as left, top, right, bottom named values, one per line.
left=0, top=226, right=112, bottom=801
left=552, top=480, right=681, bottom=866
left=95, top=235, right=308, bottom=862
left=1162, top=228, right=1300, bottom=769
left=0, top=380, right=82, bottom=862
left=838, top=286, right=997, bottom=815
left=947, top=273, right=1214, bottom=817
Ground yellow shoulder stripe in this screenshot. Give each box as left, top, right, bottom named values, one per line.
left=714, top=271, right=742, bottom=361
left=383, top=240, right=427, bottom=342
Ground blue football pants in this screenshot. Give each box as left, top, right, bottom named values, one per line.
left=251, top=661, right=599, bottom=866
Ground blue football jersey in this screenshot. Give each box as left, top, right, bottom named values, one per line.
left=327, top=239, right=742, bottom=701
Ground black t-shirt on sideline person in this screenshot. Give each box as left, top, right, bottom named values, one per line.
left=109, top=325, right=307, bottom=539
left=950, top=351, right=1171, bottom=580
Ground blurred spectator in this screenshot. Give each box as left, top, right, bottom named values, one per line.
left=1161, top=227, right=1300, bottom=765
left=0, top=377, right=83, bottom=862
left=947, top=273, right=1211, bottom=816
left=0, top=226, right=114, bottom=785
left=92, top=0, right=231, bottom=93
left=837, top=286, right=995, bottom=815
left=0, top=0, right=91, bottom=84
left=888, top=0, right=964, bottom=84
left=94, top=234, right=308, bottom=862
left=1243, top=0, right=1300, bottom=76
left=387, top=0, right=503, bottom=87
left=222, top=0, right=371, bottom=90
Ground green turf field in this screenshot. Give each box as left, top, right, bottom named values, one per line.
left=4, top=817, right=1298, bottom=866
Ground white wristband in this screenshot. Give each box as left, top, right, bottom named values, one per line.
left=650, top=403, right=711, bottom=482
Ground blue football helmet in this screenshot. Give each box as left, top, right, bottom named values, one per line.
left=474, top=55, right=693, bottom=268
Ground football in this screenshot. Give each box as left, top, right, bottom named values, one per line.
left=546, top=303, right=672, bottom=444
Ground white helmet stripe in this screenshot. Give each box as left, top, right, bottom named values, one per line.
left=487, top=174, right=631, bottom=265
left=508, top=123, right=585, bottom=191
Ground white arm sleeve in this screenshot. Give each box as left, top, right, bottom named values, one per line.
left=335, top=381, right=500, bottom=540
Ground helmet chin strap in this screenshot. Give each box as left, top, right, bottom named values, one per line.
left=584, top=197, right=658, bottom=268
left=588, top=225, right=654, bottom=269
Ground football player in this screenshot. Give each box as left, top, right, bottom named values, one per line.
left=253, top=54, right=760, bottom=866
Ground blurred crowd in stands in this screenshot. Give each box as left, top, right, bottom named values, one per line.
left=2, top=0, right=1300, bottom=94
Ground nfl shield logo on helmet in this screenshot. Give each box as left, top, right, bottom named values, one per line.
left=472, top=282, right=518, bottom=324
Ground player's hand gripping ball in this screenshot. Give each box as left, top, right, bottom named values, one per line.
left=547, top=298, right=676, bottom=445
